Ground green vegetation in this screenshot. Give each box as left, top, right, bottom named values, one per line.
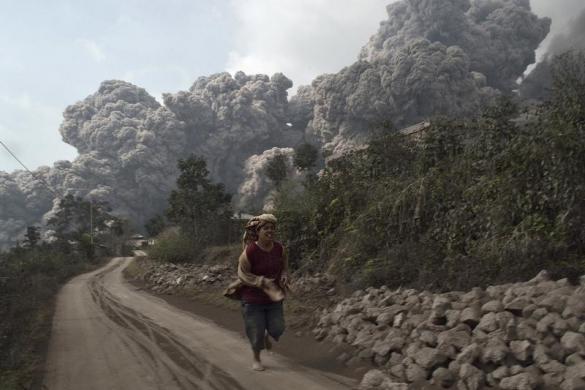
left=0, top=245, right=96, bottom=389
left=167, top=155, right=232, bottom=246
left=265, top=153, right=289, bottom=187
left=139, top=52, right=585, bottom=293
left=144, top=214, right=167, bottom=237
left=148, top=228, right=194, bottom=263
left=46, top=194, right=127, bottom=258
left=23, top=226, right=41, bottom=248
left=293, top=143, right=319, bottom=172
left=0, top=196, right=126, bottom=389
left=273, top=51, right=585, bottom=291
left=150, top=155, right=235, bottom=263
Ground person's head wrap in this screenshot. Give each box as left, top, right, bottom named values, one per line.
left=242, top=214, right=277, bottom=248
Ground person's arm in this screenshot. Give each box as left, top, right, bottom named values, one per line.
left=237, top=250, right=267, bottom=288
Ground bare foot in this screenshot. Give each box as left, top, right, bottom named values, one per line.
left=252, top=361, right=265, bottom=371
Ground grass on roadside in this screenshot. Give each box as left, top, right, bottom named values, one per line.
left=0, top=246, right=108, bottom=390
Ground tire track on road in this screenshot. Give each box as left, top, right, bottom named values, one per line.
left=88, top=262, right=245, bottom=390
left=44, top=257, right=355, bottom=390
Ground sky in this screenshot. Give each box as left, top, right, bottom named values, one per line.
left=1, top=0, right=583, bottom=173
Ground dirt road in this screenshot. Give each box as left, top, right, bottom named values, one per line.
left=43, top=257, right=356, bottom=390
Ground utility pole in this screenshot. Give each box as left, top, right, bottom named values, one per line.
left=90, top=201, right=93, bottom=245
left=0, top=141, right=103, bottom=249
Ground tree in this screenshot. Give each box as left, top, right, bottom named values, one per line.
left=23, top=226, right=41, bottom=247
left=47, top=195, right=92, bottom=241
left=265, top=154, right=288, bottom=187
left=145, top=215, right=166, bottom=237
left=549, top=50, right=585, bottom=127
left=293, top=143, right=318, bottom=171
left=46, top=195, right=118, bottom=257
left=166, top=155, right=232, bottom=248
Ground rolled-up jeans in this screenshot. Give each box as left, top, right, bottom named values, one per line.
left=241, top=301, right=285, bottom=352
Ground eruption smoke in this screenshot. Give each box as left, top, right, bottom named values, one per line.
left=302, top=0, right=550, bottom=158
left=361, top=0, right=550, bottom=91
left=0, top=0, right=554, bottom=248
left=163, top=71, right=302, bottom=192
left=0, top=171, right=53, bottom=247
left=520, top=7, right=585, bottom=100
left=0, top=74, right=302, bottom=248
left=56, top=80, right=188, bottom=228
left=0, top=81, right=188, bottom=248
left=236, top=147, right=304, bottom=212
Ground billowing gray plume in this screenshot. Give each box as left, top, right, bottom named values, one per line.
left=303, top=0, right=550, bottom=157
left=56, top=80, right=187, bottom=227
left=520, top=7, right=585, bottom=100
left=237, top=147, right=303, bottom=212
left=0, top=75, right=302, bottom=248
left=163, top=71, right=302, bottom=192
left=0, top=170, right=54, bottom=247
left=0, top=0, right=552, bottom=248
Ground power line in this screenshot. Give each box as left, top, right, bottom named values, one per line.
left=1, top=139, right=103, bottom=245
left=0, top=139, right=63, bottom=198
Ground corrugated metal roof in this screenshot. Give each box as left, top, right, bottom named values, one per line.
left=398, top=120, right=431, bottom=136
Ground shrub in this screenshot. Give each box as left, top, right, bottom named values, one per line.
left=0, top=244, right=96, bottom=389
left=166, top=155, right=232, bottom=248
left=273, top=53, right=585, bottom=291
left=148, top=229, right=195, bottom=263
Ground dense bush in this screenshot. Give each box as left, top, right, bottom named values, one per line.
left=148, top=155, right=241, bottom=264
left=0, top=192, right=128, bottom=389
left=274, top=52, right=585, bottom=291
left=166, top=155, right=233, bottom=251
left=147, top=229, right=195, bottom=263
left=144, top=214, right=167, bottom=237
left=0, top=244, right=96, bottom=389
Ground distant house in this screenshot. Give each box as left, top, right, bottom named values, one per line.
left=398, top=120, right=431, bottom=140
left=128, top=234, right=147, bottom=248
left=233, top=212, right=254, bottom=221
left=326, top=120, right=433, bottom=165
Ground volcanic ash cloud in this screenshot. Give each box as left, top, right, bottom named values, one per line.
left=0, top=1, right=555, bottom=247
left=0, top=73, right=306, bottom=247
left=520, top=8, right=585, bottom=101
left=236, top=147, right=304, bottom=212
left=56, top=80, right=188, bottom=228
left=0, top=171, right=54, bottom=248
left=301, top=0, right=550, bottom=158
left=163, top=71, right=303, bottom=192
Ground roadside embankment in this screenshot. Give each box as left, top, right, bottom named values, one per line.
left=125, top=256, right=585, bottom=390
left=124, top=255, right=364, bottom=380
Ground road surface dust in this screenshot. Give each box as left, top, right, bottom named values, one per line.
left=42, top=257, right=356, bottom=390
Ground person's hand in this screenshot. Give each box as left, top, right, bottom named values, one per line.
left=280, top=274, right=289, bottom=286
left=261, top=277, right=276, bottom=288
left=261, top=277, right=284, bottom=301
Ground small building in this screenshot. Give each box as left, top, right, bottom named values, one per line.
left=398, top=120, right=432, bottom=140
left=128, top=234, right=148, bottom=248
left=233, top=212, right=255, bottom=221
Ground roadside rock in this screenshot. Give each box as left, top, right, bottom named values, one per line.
left=311, top=269, right=585, bottom=388
left=135, top=261, right=585, bottom=389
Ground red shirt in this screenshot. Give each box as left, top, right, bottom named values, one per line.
left=240, top=241, right=285, bottom=304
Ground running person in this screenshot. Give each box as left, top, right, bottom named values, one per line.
left=237, top=214, right=289, bottom=371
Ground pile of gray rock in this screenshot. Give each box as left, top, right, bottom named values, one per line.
left=291, top=272, right=337, bottom=297
left=139, top=262, right=235, bottom=294
left=137, top=261, right=338, bottom=298
left=312, top=271, right=585, bottom=390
